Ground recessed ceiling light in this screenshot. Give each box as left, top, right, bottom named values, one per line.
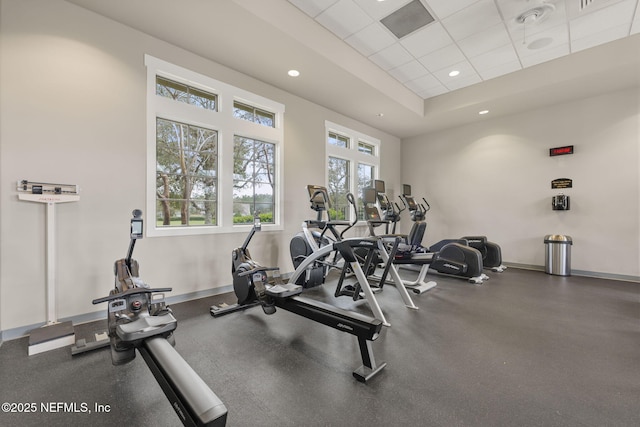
left=479, top=110, right=489, bottom=115
left=449, top=70, right=460, bottom=77
left=288, top=69, right=300, bottom=77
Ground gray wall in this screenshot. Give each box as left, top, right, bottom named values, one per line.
left=401, top=88, right=640, bottom=278
left=0, top=0, right=401, bottom=334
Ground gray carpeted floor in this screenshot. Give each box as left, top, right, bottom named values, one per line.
left=0, top=267, right=638, bottom=426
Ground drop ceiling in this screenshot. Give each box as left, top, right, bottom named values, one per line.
left=64, top=0, right=640, bottom=138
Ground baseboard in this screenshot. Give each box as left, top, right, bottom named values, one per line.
left=505, top=263, right=640, bottom=282
left=0, top=285, right=234, bottom=342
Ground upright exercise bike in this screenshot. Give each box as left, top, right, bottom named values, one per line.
left=93, top=210, right=228, bottom=426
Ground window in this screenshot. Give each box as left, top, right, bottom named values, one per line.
left=156, top=76, right=217, bottom=111
left=146, top=55, right=285, bottom=236
left=233, top=136, right=276, bottom=224
left=325, top=121, right=380, bottom=221
left=328, top=131, right=349, bottom=148
left=156, top=118, right=218, bottom=226
left=233, top=101, right=275, bottom=127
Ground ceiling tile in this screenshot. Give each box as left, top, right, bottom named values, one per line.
left=441, top=72, right=483, bottom=91
left=369, top=43, right=413, bottom=70
left=345, top=22, right=397, bottom=57
left=315, top=0, right=373, bottom=39
left=287, top=0, right=338, bottom=18
left=417, top=84, right=449, bottom=98
left=418, top=44, right=466, bottom=72
left=571, top=24, right=634, bottom=52
left=404, top=73, right=445, bottom=93
left=354, top=0, right=414, bottom=20
left=432, top=60, right=481, bottom=89
left=400, top=22, right=453, bottom=57
left=512, top=23, right=569, bottom=57
left=519, top=43, right=569, bottom=67
left=441, top=0, right=503, bottom=40
left=495, top=0, right=546, bottom=21
left=457, top=22, right=512, bottom=57
left=476, top=59, right=522, bottom=81
left=570, top=0, right=637, bottom=42
left=504, top=4, right=568, bottom=43
left=427, top=0, right=480, bottom=20
left=469, top=43, right=520, bottom=72
left=388, top=60, right=430, bottom=83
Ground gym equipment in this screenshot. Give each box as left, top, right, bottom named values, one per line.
left=93, top=210, right=228, bottom=426
left=210, top=217, right=387, bottom=382
left=400, top=184, right=506, bottom=273
left=366, top=182, right=486, bottom=286
left=17, top=180, right=80, bottom=355
left=287, top=185, right=418, bottom=323
left=289, top=185, right=358, bottom=287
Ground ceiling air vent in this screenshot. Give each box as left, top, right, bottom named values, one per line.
left=568, top=0, right=624, bottom=18
left=380, top=0, right=435, bottom=39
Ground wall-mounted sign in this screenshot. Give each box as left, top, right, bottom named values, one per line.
left=549, top=145, right=574, bottom=156
left=551, top=178, right=573, bottom=189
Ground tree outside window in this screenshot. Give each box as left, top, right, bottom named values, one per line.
left=156, top=118, right=218, bottom=226
left=233, top=136, right=276, bottom=224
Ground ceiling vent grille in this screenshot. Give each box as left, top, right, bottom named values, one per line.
left=380, top=0, right=435, bottom=39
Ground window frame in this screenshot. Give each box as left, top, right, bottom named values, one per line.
left=325, top=121, right=380, bottom=223
left=145, top=55, right=285, bottom=237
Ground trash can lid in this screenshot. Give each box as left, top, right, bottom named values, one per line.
left=544, top=234, right=572, bottom=244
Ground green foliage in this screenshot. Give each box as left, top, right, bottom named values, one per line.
left=233, top=212, right=273, bottom=224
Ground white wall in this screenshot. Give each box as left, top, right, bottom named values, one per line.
left=0, top=0, right=401, bottom=333
left=402, top=88, right=640, bottom=278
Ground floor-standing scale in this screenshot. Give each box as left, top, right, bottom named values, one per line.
left=17, top=180, right=79, bottom=355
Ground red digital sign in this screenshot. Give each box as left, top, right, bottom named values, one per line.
left=549, top=145, right=574, bottom=156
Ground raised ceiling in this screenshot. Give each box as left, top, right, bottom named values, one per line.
left=64, top=0, right=640, bottom=138
left=290, top=0, right=640, bottom=99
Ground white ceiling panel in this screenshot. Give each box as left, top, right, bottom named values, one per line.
left=440, top=0, right=503, bottom=40
left=418, top=44, right=467, bottom=72
left=404, top=73, right=446, bottom=93
left=457, top=22, right=512, bottom=57
left=400, top=22, right=453, bottom=57
left=432, top=60, right=481, bottom=88
left=571, top=24, right=635, bottom=51
left=469, top=43, right=520, bottom=73
left=315, top=0, right=372, bottom=39
left=345, top=22, right=397, bottom=57
left=287, top=0, right=337, bottom=17
left=475, top=59, right=523, bottom=81
left=388, top=60, right=430, bottom=83
left=354, top=0, right=413, bottom=20
left=570, top=0, right=637, bottom=41
left=519, top=43, right=569, bottom=67
left=427, top=0, right=480, bottom=19
left=369, top=43, right=414, bottom=70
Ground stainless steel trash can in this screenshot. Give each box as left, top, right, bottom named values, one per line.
left=544, top=235, right=572, bottom=276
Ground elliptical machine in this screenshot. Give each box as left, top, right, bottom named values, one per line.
left=287, top=185, right=418, bottom=317
left=399, top=184, right=506, bottom=273
left=366, top=182, right=486, bottom=286
left=210, top=216, right=387, bottom=382
left=93, top=210, right=227, bottom=427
